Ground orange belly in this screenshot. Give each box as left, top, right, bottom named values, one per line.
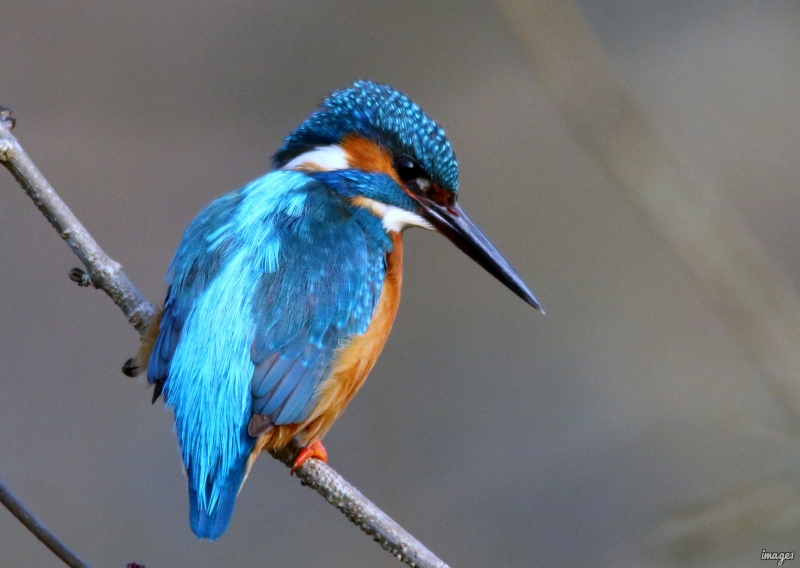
left=252, top=231, right=404, bottom=453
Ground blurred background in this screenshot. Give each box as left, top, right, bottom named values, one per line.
left=1, top=0, right=799, bottom=566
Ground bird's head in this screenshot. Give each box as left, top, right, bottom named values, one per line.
left=273, top=81, right=541, bottom=311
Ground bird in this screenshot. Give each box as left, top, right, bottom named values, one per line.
left=130, top=80, right=541, bottom=540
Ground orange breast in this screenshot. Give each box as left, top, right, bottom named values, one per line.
left=254, top=232, right=404, bottom=452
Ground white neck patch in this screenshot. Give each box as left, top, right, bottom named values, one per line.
left=282, top=145, right=349, bottom=171
left=283, top=145, right=435, bottom=233
left=353, top=197, right=433, bottom=233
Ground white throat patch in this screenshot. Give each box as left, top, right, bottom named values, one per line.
left=283, top=145, right=434, bottom=233
left=353, top=197, right=433, bottom=233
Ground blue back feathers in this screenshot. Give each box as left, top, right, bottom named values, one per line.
left=148, top=171, right=392, bottom=539
left=274, top=81, right=459, bottom=195
left=148, top=81, right=457, bottom=540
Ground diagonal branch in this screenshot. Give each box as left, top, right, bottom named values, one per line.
left=0, top=109, right=448, bottom=568
left=272, top=442, right=448, bottom=568
left=0, top=473, right=93, bottom=568
left=0, top=107, right=156, bottom=335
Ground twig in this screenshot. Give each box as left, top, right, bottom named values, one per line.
left=0, top=474, right=93, bottom=568
left=0, top=107, right=155, bottom=334
left=273, top=442, right=448, bottom=568
left=0, top=108, right=448, bottom=568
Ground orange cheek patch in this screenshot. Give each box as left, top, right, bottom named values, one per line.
left=340, top=135, right=403, bottom=186
left=341, top=135, right=454, bottom=207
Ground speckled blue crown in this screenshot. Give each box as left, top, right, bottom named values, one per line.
left=273, top=81, right=459, bottom=194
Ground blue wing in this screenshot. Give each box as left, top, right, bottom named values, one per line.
left=147, top=170, right=391, bottom=539
left=248, top=197, right=389, bottom=426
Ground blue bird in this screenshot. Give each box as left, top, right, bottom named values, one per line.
left=132, top=81, right=541, bottom=540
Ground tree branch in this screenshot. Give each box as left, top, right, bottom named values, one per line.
left=0, top=473, right=93, bottom=568
left=272, top=442, right=448, bottom=568
left=0, top=108, right=155, bottom=334
left=0, top=109, right=448, bottom=568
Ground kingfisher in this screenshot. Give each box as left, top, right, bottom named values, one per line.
left=132, top=81, right=541, bottom=540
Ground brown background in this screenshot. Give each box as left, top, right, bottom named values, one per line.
left=1, top=1, right=799, bottom=566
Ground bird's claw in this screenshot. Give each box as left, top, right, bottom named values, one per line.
left=291, top=439, right=328, bottom=475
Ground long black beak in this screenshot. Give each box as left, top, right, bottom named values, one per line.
left=418, top=199, right=543, bottom=312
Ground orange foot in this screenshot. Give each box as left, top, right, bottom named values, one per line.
left=291, top=439, right=328, bottom=475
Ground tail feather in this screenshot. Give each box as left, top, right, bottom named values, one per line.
left=188, top=461, right=248, bottom=540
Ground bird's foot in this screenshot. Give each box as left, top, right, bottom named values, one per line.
left=291, top=439, right=327, bottom=475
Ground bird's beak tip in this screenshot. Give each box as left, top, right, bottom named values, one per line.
left=518, top=287, right=544, bottom=313
left=417, top=199, right=544, bottom=312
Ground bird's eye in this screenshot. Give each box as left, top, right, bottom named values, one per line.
left=394, top=156, right=428, bottom=182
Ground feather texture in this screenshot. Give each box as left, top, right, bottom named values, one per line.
left=274, top=81, right=459, bottom=195
left=147, top=169, right=393, bottom=539
left=143, top=80, right=468, bottom=541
